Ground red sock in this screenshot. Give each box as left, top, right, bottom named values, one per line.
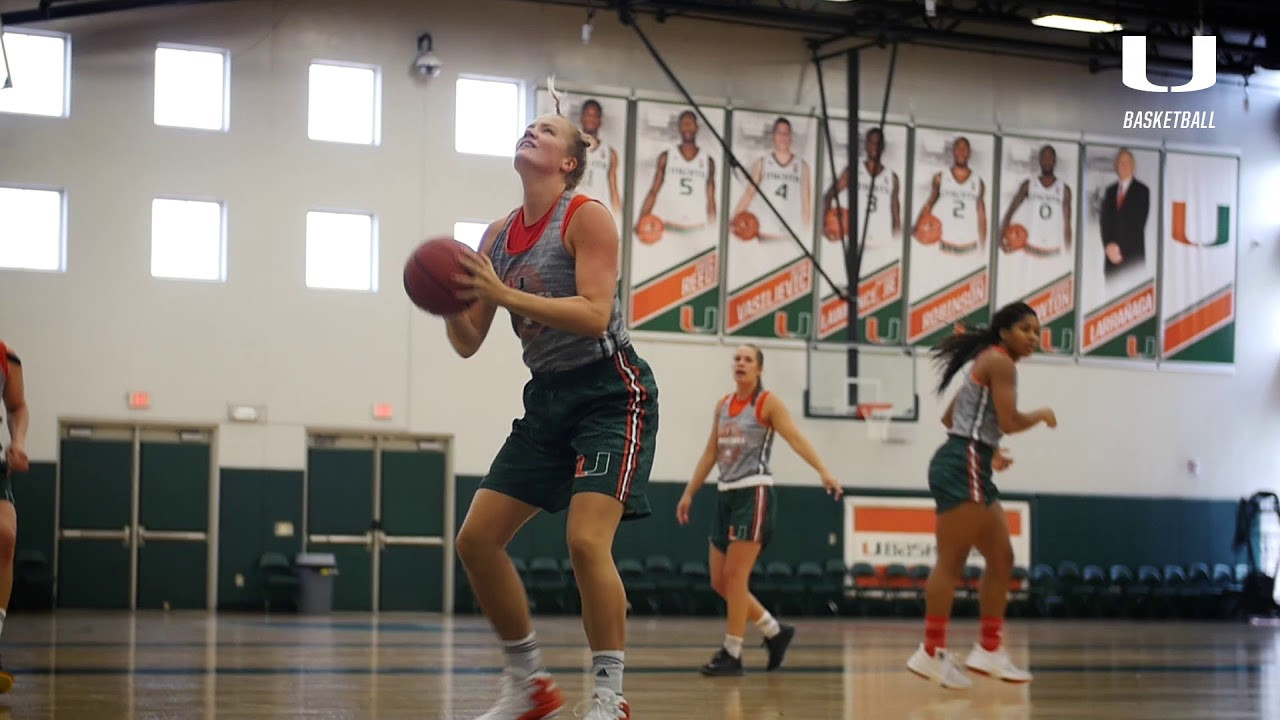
left=980, top=616, right=1003, bottom=651
left=924, top=615, right=947, bottom=656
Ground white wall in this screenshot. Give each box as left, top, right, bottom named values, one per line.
left=1, top=0, right=1278, bottom=499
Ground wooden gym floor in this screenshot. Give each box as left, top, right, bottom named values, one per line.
left=0, top=613, right=1276, bottom=718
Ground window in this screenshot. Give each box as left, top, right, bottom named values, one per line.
left=306, top=211, right=377, bottom=291
left=308, top=62, right=380, bottom=145
left=0, top=29, right=69, bottom=117
left=455, top=77, right=521, bottom=157
left=453, top=221, right=489, bottom=251
left=151, top=198, right=225, bottom=281
left=0, top=186, right=64, bottom=271
left=154, top=45, right=229, bottom=131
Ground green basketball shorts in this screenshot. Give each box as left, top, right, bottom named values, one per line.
left=480, top=345, right=658, bottom=520
left=710, top=484, right=776, bottom=552
left=928, top=434, right=998, bottom=513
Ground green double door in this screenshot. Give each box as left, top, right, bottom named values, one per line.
left=58, top=425, right=212, bottom=609
left=305, top=435, right=449, bottom=612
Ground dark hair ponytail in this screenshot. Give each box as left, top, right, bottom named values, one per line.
left=743, top=344, right=765, bottom=401
left=931, top=302, right=1036, bottom=395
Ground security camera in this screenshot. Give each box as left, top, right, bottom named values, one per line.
left=414, top=33, right=442, bottom=77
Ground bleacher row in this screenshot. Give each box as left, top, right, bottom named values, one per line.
left=458, top=557, right=1258, bottom=621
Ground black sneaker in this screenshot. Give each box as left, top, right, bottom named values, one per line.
left=763, top=623, right=795, bottom=671
left=699, top=647, right=744, bottom=676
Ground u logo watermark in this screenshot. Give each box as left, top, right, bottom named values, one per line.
left=1121, top=35, right=1217, bottom=93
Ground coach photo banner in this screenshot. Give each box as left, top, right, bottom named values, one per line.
left=815, top=120, right=909, bottom=344
left=1159, top=152, right=1237, bottom=365
left=906, top=128, right=994, bottom=346
left=628, top=101, right=727, bottom=335
left=722, top=110, right=818, bottom=340
left=995, top=136, right=1080, bottom=356
left=1079, top=144, right=1159, bottom=360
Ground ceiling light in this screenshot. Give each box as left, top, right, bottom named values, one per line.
left=1031, top=14, right=1123, bottom=33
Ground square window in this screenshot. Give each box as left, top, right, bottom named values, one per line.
left=154, top=45, right=229, bottom=131
left=0, top=186, right=64, bottom=271
left=151, top=198, right=225, bottom=281
left=308, top=62, right=380, bottom=145
left=453, top=221, right=489, bottom=251
left=306, top=211, right=377, bottom=291
left=0, top=29, right=69, bottom=117
left=455, top=77, right=522, bottom=157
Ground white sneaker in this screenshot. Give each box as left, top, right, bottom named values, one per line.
left=475, top=669, right=565, bottom=720
left=964, top=642, right=1033, bottom=683
left=573, top=687, right=632, bottom=719
left=906, top=643, right=973, bottom=689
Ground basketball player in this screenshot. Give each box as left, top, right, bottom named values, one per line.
left=446, top=84, right=659, bottom=720
left=906, top=303, right=1056, bottom=689
left=0, top=339, right=27, bottom=694
left=731, top=117, right=811, bottom=241
left=915, top=136, right=987, bottom=253
left=578, top=99, right=623, bottom=217
left=1000, top=145, right=1072, bottom=255
left=676, top=344, right=842, bottom=676
left=821, top=127, right=900, bottom=246
left=636, top=110, right=716, bottom=232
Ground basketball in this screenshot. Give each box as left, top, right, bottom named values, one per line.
left=730, top=211, right=760, bottom=241
left=1004, top=223, right=1029, bottom=251
left=403, top=237, right=472, bottom=316
left=636, top=214, right=664, bottom=244
left=914, top=213, right=942, bottom=244
left=823, top=207, right=849, bottom=241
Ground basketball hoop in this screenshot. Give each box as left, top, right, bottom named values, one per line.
left=856, top=402, right=895, bottom=443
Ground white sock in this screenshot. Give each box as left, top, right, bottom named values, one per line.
left=723, top=634, right=743, bottom=659
left=0, top=608, right=7, bottom=639
left=502, top=632, right=543, bottom=678
left=591, top=650, right=624, bottom=695
left=755, top=611, right=780, bottom=639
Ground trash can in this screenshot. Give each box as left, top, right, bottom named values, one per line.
left=294, top=552, right=338, bottom=614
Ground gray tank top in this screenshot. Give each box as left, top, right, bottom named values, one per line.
left=488, top=192, right=630, bottom=373
left=716, top=391, right=775, bottom=488
left=947, top=346, right=1006, bottom=448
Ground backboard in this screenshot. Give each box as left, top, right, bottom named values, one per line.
left=804, top=342, right=919, bottom=422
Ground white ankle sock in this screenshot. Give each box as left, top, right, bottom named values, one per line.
left=502, top=632, right=543, bottom=678
left=755, top=611, right=780, bottom=639
left=723, top=634, right=743, bottom=659
left=591, top=650, right=624, bottom=695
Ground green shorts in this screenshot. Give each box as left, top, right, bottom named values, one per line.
left=481, top=345, right=658, bottom=520
left=0, top=458, right=11, bottom=504
left=928, top=434, right=998, bottom=513
left=710, top=484, right=776, bottom=552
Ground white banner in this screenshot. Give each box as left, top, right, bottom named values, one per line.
left=842, top=495, right=1032, bottom=570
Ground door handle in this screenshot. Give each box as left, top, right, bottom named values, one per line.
left=126, top=525, right=133, bottom=548
left=136, top=524, right=145, bottom=548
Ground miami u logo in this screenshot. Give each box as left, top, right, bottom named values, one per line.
left=1171, top=202, right=1230, bottom=247
left=1122, top=36, right=1217, bottom=93
left=574, top=452, right=611, bottom=478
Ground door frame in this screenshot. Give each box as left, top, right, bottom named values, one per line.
left=304, top=428, right=456, bottom=614
left=56, top=418, right=219, bottom=610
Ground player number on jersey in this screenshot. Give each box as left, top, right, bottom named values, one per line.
left=1038, top=202, right=1052, bottom=220
left=775, top=183, right=788, bottom=201
left=952, top=199, right=965, bottom=218
left=680, top=177, right=694, bottom=195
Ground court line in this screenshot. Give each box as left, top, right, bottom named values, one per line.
left=8, top=664, right=1268, bottom=677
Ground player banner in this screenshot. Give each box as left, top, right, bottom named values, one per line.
left=535, top=90, right=628, bottom=239
left=842, top=495, right=1031, bottom=570
left=1079, top=144, right=1159, bottom=360
left=814, top=120, right=908, bottom=344
left=628, top=101, right=726, bottom=334
left=995, top=136, right=1080, bottom=355
left=1159, top=152, right=1237, bottom=364
left=906, top=128, right=994, bottom=346
left=723, top=110, right=818, bottom=339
